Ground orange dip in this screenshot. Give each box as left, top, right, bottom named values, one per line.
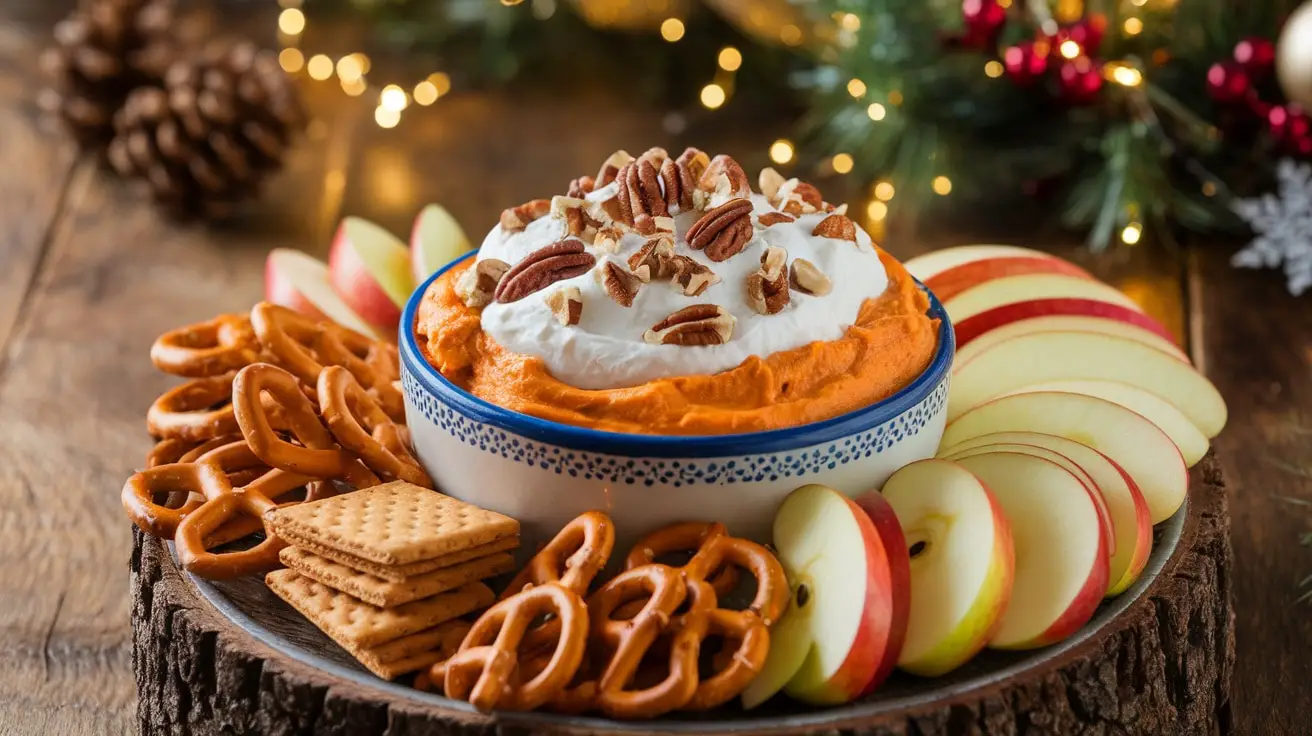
left=415, top=248, right=938, bottom=435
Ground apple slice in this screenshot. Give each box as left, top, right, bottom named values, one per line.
left=751, top=484, right=909, bottom=706
left=328, top=216, right=415, bottom=337
left=411, top=204, right=471, bottom=283
left=948, top=331, right=1227, bottom=437
left=954, top=316, right=1188, bottom=365
left=952, top=453, right=1108, bottom=649
left=940, top=442, right=1113, bottom=557
left=939, top=431, right=1152, bottom=596
left=264, top=248, right=380, bottom=340
left=925, top=256, right=1093, bottom=301
left=955, top=298, right=1177, bottom=349
left=942, top=392, right=1187, bottom=523
left=879, top=460, right=1013, bottom=677
left=1004, top=379, right=1209, bottom=466
left=904, top=244, right=1060, bottom=281
left=943, top=274, right=1143, bottom=323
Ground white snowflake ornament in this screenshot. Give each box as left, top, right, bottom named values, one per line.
left=1232, top=158, right=1312, bottom=295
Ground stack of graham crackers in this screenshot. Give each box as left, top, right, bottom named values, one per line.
left=264, top=481, right=520, bottom=680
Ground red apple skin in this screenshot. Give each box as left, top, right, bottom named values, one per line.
left=328, top=222, right=403, bottom=336
left=954, top=299, right=1177, bottom=349
left=926, top=257, right=1093, bottom=302
left=1102, top=452, right=1153, bottom=595
left=850, top=491, right=911, bottom=696
left=791, top=495, right=901, bottom=703
left=265, top=252, right=329, bottom=322
left=1024, top=526, right=1109, bottom=648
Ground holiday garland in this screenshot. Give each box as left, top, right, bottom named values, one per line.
left=805, top=0, right=1307, bottom=248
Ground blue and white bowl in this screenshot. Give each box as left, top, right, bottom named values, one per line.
left=400, top=253, right=954, bottom=550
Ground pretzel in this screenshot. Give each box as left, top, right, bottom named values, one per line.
left=586, top=564, right=703, bottom=718
left=249, top=303, right=404, bottom=421
left=151, top=313, right=260, bottom=377
left=146, top=373, right=241, bottom=441
left=626, top=521, right=788, bottom=625
left=146, top=438, right=202, bottom=468
left=317, top=366, right=431, bottom=488
left=500, top=510, right=615, bottom=600
left=232, top=363, right=379, bottom=488
left=440, top=582, right=588, bottom=712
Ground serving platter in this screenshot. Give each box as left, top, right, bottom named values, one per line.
left=130, top=455, right=1234, bottom=736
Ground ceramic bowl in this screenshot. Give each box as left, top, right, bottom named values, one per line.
left=399, top=252, right=954, bottom=550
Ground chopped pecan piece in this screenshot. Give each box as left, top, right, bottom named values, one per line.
left=455, top=258, right=510, bottom=309
left=686, top=198, right=754, bottom=262
left=757, top=211, right=796, bottom=227
left=644, top=304, right=736, bottom=346
left=746, top=246, right=790, bottom=315
left=812, top=213, right=858, bottom=243
left=594, top=224, right=626, bottom=254
left=676, top=147, right=710, bottom=182
left=758, top=167, right=786, bottom=200
left=598, top=261, right=642, bottom=307
left=494, top=240, right=597, bottom=303
left=596, top=150, right=634, bottom=188
left=566, top=175, right=595, bottom=199
left=627, top=235, right=675, bottom=282
left=551, top=195, right=599, bottom=239
left=668, top=255, right=721, bottom=297
left=773, top=178, right=825, bottom=216
left=545, top=286, right=583, bottom=326
left=500, top=199, right=551, bottom=232
left=694, top=154, right=751, bottom=210
left=790, top=258, right=832, bottom=296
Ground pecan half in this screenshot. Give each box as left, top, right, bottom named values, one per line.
left=455, top=258, right=510, bottom=309
left=668, top=255, right=721, bottom=297
left=500, top=199, right=551, bottom=232
left=746, top=246, right=790, bottom=315
left=494, top=240, right=597, bottom=303
left=598, top=261, right=642, bottom=307
left=638, top=147, right=669, bottom=165
left=758, top=167, right=786, bottom=200
left=790, top=258, right=832, bottom=296
left=618, top=158, right=669, bottom=232
left=627, top=235, right=675, bottom=282
left=757, top=211, right=796, bottom=227
left=686, top=198, right=754, bottom=262
left=676, top=147, right=710, bottom=183
left=545, top=286, right=583, bottom=326
left=644, top=304, right=736, bottom=346
left=694, top=154, right=751, bottom=210
left=660, top=157, right=694, bottom=213
left=812, top=213, right=858, bottom=243
left=596, top=150, right=634, bottom=188
left=566, top=175, right=595, bottom=199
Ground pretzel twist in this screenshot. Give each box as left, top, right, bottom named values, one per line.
left=250, top=303, right=404, bottom=421
left=317, top=366, right=431, bottom=488
left=146, top=373, right=241, bottom=441
left=232, top=363, right=379, bottom=488
left=150, top=313, right=261, bottom=377
left=440, top=583, right=588, bottom=712
left=501, top=510, right=615, bottom=600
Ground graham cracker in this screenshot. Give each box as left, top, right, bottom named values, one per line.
left=277, top=528, right=520, bottom=582
left=280, top=546, right=516, bottom=608
left=353, top=619, right=471, bottom=680
left=265, top=569, right=493, bottom=649
left=265, top=481, right=519, bottom=566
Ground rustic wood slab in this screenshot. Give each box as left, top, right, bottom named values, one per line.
left=129, top=454, right=1231, bottom=735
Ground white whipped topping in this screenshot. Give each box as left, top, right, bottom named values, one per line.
left=476, top=194, right=888, bottom=390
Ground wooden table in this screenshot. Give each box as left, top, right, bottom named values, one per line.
left=1, top=4, right=1308, bottom=734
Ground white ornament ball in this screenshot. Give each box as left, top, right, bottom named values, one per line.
left=1278, top=1, right=1312, bottom=109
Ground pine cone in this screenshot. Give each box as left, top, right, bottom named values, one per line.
left=39, top=0, right=175, bottom=145
left=108, top=42, right=306, bottom=220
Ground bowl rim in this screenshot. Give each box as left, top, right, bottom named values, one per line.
left=399, top=251, right=954, bottom=458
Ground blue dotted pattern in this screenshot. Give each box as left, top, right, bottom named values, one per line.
left=403, top=373, right=948, bottom=487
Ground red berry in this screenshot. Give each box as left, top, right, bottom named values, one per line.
left=1206, top=61, right=1250, bottom=104
left=961, top=0, right=1007, bottom=47
left=1233, top=37, right=1276, bottom=75
left=1003, top=41, right=1050, bottom=85
left=1058, top=57, right=1103, bottom=105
